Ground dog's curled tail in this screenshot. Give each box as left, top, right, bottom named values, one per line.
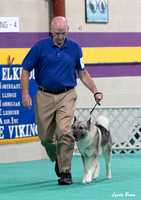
left=96, top=115, right=109, bottom=131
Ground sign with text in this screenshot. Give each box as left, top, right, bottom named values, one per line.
left=0, top=65, right=39, bottom=144
left=0, top=17, right=19, bottom=32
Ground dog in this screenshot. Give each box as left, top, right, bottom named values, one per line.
left=72, top=115, right=112, bottom=183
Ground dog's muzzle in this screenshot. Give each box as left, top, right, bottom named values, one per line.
left=73, top=133, right=84, bottom=142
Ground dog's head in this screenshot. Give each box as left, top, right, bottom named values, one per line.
left=72, top=116, right=91, bottom=141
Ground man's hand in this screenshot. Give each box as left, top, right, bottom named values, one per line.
left=21, top=68, right=31, bottom=109
left=22, top=93, right=32, bottom=109
left=94, top=92, right=103, bottom=103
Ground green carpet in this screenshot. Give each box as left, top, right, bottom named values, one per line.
left=0, top=154, right=141, bottom=200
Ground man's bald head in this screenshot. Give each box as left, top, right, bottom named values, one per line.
left=50, top=16, right=69, bottom=47
left=50, top=16, right=69, bottom=31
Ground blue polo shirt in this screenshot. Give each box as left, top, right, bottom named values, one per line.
left=22, top=36, right=85, bottom=90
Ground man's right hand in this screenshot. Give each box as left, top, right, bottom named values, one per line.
left=22, top=93, right=32, bottom=109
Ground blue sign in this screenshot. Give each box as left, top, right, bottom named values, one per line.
left=0, top=65, right=39, bottom=144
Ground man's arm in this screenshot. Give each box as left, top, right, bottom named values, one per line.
left=21, top=68, right=32, bottom=109
left=77, top=69, right=103, bottom=102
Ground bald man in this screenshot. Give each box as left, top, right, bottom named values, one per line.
left=21, top=16, right=103, bottom=185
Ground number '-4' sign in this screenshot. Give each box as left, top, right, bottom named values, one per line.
left=0, top=17, right=19, bottom=32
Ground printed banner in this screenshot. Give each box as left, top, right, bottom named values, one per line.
left=0, top=65, right=39, bottom=144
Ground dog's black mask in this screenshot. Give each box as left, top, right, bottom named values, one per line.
left=72, top=116, right=91, bottom=141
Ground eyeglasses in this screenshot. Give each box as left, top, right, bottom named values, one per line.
left=54, top=32, right=67, bottom=37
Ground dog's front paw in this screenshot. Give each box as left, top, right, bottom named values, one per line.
left=82, top=178, right=92, bottom=183
left=86, top=177, right=92, bottom=183
left=106, top=175, right=112, bottom=180
left=106, top=171, right=112, bottom=179
left=82, top=179, right=86, bottom=183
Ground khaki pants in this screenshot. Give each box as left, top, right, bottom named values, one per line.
left=34, top=88, right=77, bottom=173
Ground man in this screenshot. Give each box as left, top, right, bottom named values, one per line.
left=21, top=16, right=103, bottom=185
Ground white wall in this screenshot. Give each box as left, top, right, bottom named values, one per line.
left=66, top=0, right=141, bottom=32
left=1, top=0, right=141, bottom=32
left=0, top=0, right=50, bottom=32
left=0, top=141, right=47, bottom=163
left=76, top=77, right=141, bottom=108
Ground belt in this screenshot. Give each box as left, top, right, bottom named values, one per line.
left=39, top=86, right=74, bottom=94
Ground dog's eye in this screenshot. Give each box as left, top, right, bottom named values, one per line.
left=72, top=125, right=76, bottom=129
left=79, top=126, right=84, bottom=130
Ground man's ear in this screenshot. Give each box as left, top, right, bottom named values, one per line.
left=50, top=27, right=53, bottom=34
left=67, top=26, right=69, bottom=32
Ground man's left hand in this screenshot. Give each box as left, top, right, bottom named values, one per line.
left=94, top=92, right=103, bottom=103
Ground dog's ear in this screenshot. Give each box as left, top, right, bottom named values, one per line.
left=73, top=116, right=77, bottom=123
left=87, top=118, right=91, bottom=129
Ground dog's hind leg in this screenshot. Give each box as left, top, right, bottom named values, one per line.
left=93, top=161, right=100, bottom=180
left=81, top=155, right=89, bottom=183
left=103, top=145, right=112, bottom=179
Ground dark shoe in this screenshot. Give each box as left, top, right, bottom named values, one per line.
left=55, top=160, right=62, bottom=177
left=58, top=172, right=73, bottom=185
